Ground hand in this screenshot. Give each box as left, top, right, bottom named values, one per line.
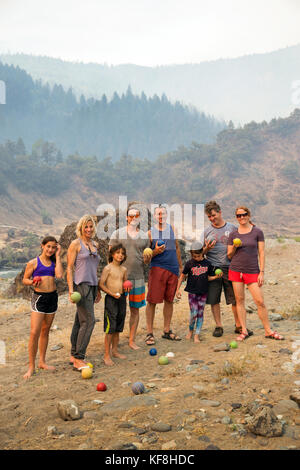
left=258, top=272, right=264, bottom=287
left=95, top=291, right=102, bottom=303
left=113, top=292, right=121, bottom=299
left=143, top=253, right=152, bottom=264
left=204, top=238, right=216, bottom=252
left=176, top=291, right=182, bottom=299
left=69, top=292, right=75, bottom=304
left=216, top=272, right=223, bottom=279
left=155, top=241, right=165, bottom=254
left=55, top=244, right=62, bottom=257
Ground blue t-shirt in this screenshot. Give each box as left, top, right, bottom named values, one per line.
left=150, top=224, right=179, bottom=276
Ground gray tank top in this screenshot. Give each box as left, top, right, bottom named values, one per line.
left=74, top=239, right=100, bottom=286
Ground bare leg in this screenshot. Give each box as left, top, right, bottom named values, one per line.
left=163, top=300, right=173, bottom=333
left=232, top=282, right=247, bottom=334
left=112, top=333, right=126, bottom=359
left=247, top=283, right=272, bottom=335
left=104, top=333, right=114, bottom=366
left=146, top=302, right=156, bottom=335
left=24, top=312, right=44, bottom=379
left=232, top=304, right=241, bottom=328
left=38, top=313, right=56, bottom=371
left=211, top=304, right=222, bottom=327
left=129, top=307, right=140, bottom=350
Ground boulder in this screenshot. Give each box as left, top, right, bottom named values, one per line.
left=247, top=406, right=283, bottom=437
left=57, top=400, right=81, bottom=421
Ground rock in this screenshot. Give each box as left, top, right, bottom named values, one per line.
left=47, top=426, right=59, bottom=437
left=184, top=393, right=195, bottom=398
left=281, top=362, right=295, bottom=373
left=214, top=343, right=230, bottom=352
left=114, top=442, right=138, bottom=450
left=231, top=403, right=242, bottom=410
left=294, top=381, right=300, bottom=387
left=161, top=387, right=176, bottom=393
left=283, top=426, right=299, bottom=440
left=193, top=384, right=205, bottom=392
left=221, top=378, right=230, bottom=385
left=101, top=395, right=158, bottom=415
left=247, top=406, right=283, bottom=437
left=161, top=440, right=177, bottom=450
left=57, top=400, right=81, bottom=421
left=198, top=435, right=210, bottom=442
left=222, top=417, right=232, bottom=425
left=186, top=364, right=199, bottom=372
left=83, top=411, right=100, bottom=420
left=270, top=314, right=284, bottom=321
left=273, top=400, right=299, bottom=415
left=190, top=360, right=204, bottom=365
left=289, top=392, right=300, bottom=407
left=51, top=344, right=64, bottom=351
left=205, top=444, right=221, bottom=450
left=151, top=423, right=172, bottom=432
left=279, top=349, right=292, bottom=355
left=199, top=399, right=221, bottom=408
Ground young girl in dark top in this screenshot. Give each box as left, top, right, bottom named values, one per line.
left=176, top=242, right=222, bottom=343
left=227, top=206, right=284, bottom=341
left=23, top=236, right=63, bottom=379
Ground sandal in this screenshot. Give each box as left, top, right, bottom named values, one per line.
left=235, top=326, right=253, bottom=336
left=162, top=330, right=182, bottom=341
left=145, top=333, right=156, bottom=345
left=236, top=332, right=249, bottom=341
left=265, top=331, right=284, bottom=340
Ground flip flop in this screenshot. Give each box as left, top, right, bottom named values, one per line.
left=162, top=330, right=182, bottom=341
left=235, top=327, right=253, bottom=336
left=265, top=331, right=284, bottom=340
left=145, top=333, right=156, bottom=345
left=236, top=332, right=249, bottom=341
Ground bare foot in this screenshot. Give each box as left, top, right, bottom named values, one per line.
left=38, top=363, right=56, bottom=371
left=104, top=356, right=115, bottom=366
left=23, top=367, right=35, bottom=380
left=112, top=351, right=126, bottom=359
left=73, top=359, right=87, bottom=369
left=186, top=331, right=193, bottom=340
left=194, top=335, right=200, bottom=343
left=129, top=342, right=140, bottom=350
left=69, top=356, right=75, bottom=364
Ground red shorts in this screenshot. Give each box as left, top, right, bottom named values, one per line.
left=147, top=267, right=178, bottom=304
left=228, top=270, right=259, bottom=285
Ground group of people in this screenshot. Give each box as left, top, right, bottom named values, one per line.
left=22, top=200, right=284, bottom=379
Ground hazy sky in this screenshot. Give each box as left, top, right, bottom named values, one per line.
left=0, top=0, right=300, bottom=66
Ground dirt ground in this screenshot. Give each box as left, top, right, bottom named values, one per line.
left=0, top=240, right=300, bottom=450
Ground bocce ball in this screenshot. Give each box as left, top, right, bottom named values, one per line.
left=230, top=341, right=238, bottom=349
left=215, top=268, right=223, bottom=275
left=143, top=248, right=153, bottom=257
left=81, top=367, right=93, bottom=379
left=158, top=356, right=169, bottom=365
left=149, top=348, right=157, bottom=356
left=132, top=382, right=145, bottom=395
left=123, top=280, right=133, bottom=290
left=97, top=382, right=107, bottom=391
left=71, top=292, right=81, bottom=303
left=233, top=238, right=242, bottom=247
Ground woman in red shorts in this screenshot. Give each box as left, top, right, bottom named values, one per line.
left=227, top=206, right=284, bottom=341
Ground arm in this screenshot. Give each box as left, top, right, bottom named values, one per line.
left=66, top=240, right=79, bottom=302
left=147, top=229, right=165, bottom=257
left=175, top=239, right=183, bottom=273
left=257, top=241, right=265, bottom=287
left=227, top=244, right=237, bottom=260
left=54, top=244, right=63, bottom=279
left=22, top=259, right=37, bottom=287
left=175, top=272, right=186, bottom=299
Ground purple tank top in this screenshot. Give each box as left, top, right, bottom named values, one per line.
left=33, top=256, right=55, bottom=277
left=74, top=239, right=100, bottom=286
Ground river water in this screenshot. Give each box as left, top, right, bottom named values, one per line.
left=0, top=268, right=20, bottom=279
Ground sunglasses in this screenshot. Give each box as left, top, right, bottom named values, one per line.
left=128, top=213, right=140, bottom=219
left=88, top=245, right=97, bottom=257
left=236, top=213, right=248, bottom=218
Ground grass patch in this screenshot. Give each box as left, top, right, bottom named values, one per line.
left=217, top=351, right=260, bottom=379
left=294, top=237, right=300, bottom=242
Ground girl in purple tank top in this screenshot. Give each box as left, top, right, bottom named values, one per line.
left=22, top=236, right=63, bottom=379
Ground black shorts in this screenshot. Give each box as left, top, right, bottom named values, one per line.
left=206, top=266, right=236, bottom=306
left=104, top=294, right=127, bottom=334
left=31, top=290, right=58, bottom=314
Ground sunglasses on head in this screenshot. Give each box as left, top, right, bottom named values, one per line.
left=236, top=213, right=248, bottom=218
left=88, top=245, right=97, bottom=257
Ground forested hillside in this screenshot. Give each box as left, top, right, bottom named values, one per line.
left=2, top=45, right=300, bottom=123
left=1, top=110, right=300, bottom=235
left=0, top=62, right=224, bottom=160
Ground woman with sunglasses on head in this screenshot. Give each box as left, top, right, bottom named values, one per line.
left=67, top=215, right=101, bottom=371
left=227, top=206, right=284, bottom=341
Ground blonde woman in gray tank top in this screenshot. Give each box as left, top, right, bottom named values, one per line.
left=67, top=215, right=101, bottom=371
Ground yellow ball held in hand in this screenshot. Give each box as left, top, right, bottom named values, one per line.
left=233, top=238, right=242, bottom=247
left=81, top=367, right=93, bottom=379
left=143, top=247, right=153, bottom=257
